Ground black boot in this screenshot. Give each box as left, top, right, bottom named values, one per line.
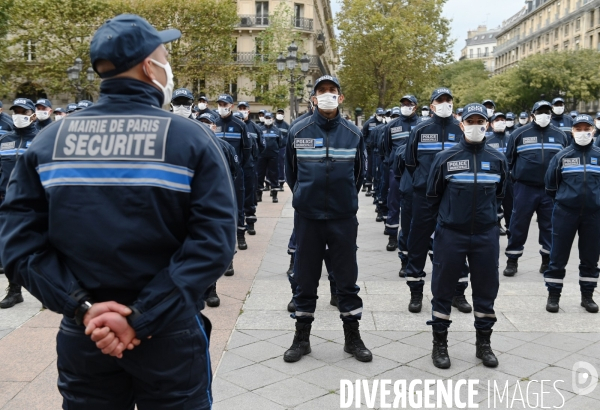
left=498, top=220, right=507, bottom=236
left=546, top=292, right=560, bottom=313
left=343, top=322, right=373, bottom=362
left=539, top=254, right=550, bottom=274
left=408, top=291, right=423, bottom=313
left=452, top=295, right=473, bottom=313
left=386, top=235, right=398, bottom=251
left=205, top=286, right=220, bottom=307
left=366, top=186, right=372, bottom=197
left=361, top=186, right=367, bottom=192
left=272, top=190, right=278, bottom=203
left=286, top=254, right=294, bottom=276
left=476, top=329, right=498, bottom=367
left=581, top=293, right=599, bottom=313
left=431, top=329, right=451, bottom=369
left=237, top=231, right=248, bottom=250
left=399, top=260, right=407, bottom=278
left=283, top=322, right=312, bottom=362
left=330, top=294, right=338, bottom=308
left=503, top=258, right=518, bottom=277
left=376, top=212, right=383, bottom=222
left=247, top=223, right=256, bottom=235
left=256, top=190, right=262, bottom=202
left=224, top=261, right=234, bottom=276
left=0, top=283, right=23, bottom=309
left=287, top=299, right=296, bottom=313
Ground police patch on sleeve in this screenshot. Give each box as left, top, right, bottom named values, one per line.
left=447, top=159, right=470, bottom=172
left=562, top=158, right=580, bottom=167
left=294, top=139, right=316, bottom=149
left=52, top=116, right=170, bottom=161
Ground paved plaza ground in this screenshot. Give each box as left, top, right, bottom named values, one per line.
left=1, top=190, right=599, bottom=409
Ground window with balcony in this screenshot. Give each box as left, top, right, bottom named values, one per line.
left=564, top=23, right=569, bottom=35
left=591, top=10, right=595, bottom=27
left=485, top=46, right=489, bottom=56
left=546, top=33, right=550, bottom=44
left=564, top=40, right=570, bottom=49
left=477, top=47, right=481, bottom=57
left=575, top=18, right=581, bottom=31
left=575, top=36, right=580, bottom=49
left=255, top=1, right=269, bottom=26
left=470, top=49, right=473, bottom=58
left=23, top=40, right=36, bottom=61
left=537, top=37, right=541, bottom=48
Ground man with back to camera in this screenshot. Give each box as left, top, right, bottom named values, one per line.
left=486, top=112, right=512, bottom=236
left=275, top=108, right=289, bottom=189
left=361, top=107, right=385, bottom=197
left=0, top=14, right=236, bottom=409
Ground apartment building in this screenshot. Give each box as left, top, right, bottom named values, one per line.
left=459, top=25, right=499, bottom=72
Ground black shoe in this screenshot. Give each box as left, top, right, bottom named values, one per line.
left=476, top=329, right=498, bottom=367
left=237, top=231, right=248, bottom=250
left=366, top=187, right=372, bottom=197
left=287, top=299, right=296, bottom=313
left=498, top=221, right=507, bottom=236
left=205, top=287, right=220, bottom=307
left=362, top=187, right=367, bottom=192
left=224, top=262, right=234, bottom=276
left=330, top=294, right=338, bottom=308
left=376, top=212, right=383, bottom=222
left=503, top=258, right=518, bottom=277
left=0, top=283, right=23, bottom=309
left=539, top=254, right=550, bottom=274
left=452, top=295, right=472, bottom=313
left=546, top=292, right=560, bottom=313
left=286, top=255, right=294, bottom=276
left=409, top=291, right=423, bottom=313
left=581, top=293, right=599, bottom=313
left=277, top=184, right=284, bottom=191
left=247, top=223, right=256, bottom=235
left=284, top=322, right=312, bottom=362
left=272, top=191, right=279, bottom=203
left=386, top=235, right=398, bottom=252
left=256, top=191, right=262, bottom=202
left=343, top=322, right=373, bottom=362
left=432, top=329, right=451, bottom=369
left=399, top=260, right=407, bottom=278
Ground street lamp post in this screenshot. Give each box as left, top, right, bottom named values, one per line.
left=67, top=58, right=96, bottom=102
left=276, top=41, right=310, bottom=121
left=354, top=107, right=363, bottom=127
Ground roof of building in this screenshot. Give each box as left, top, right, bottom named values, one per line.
left=464, top=30, right=500, bottom=47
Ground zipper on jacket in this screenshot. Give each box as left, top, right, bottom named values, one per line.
left=581, top=153, right=587, bottom=216
left=16, top=137, right=23, bottom=160
left=471, top=152, right=477, bottom=235
left=325, top=131, right=330, bottom=218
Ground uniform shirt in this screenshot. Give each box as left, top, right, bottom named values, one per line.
left=275, top=119, right=290, bottom=147
left=0, top=78, right=237, bottom=339
left=383, top=114, right=421, bottom=160
left=392, top=144, right=413, bottom=198
left=38, top=118, right=53, bottom=129
left=361, top=116, right=383, bottom=149
left=244, top=119, right=264, bottom=163
left=427, top=138, right=508, bottom=234
left=214, top=113, right=251, bottom=168
left=0, top=122, right=38, bottom=195
left=0, top=112, right=15, bottom=137
left=405, top=115, right=464, bottom=193
left=485, top=130, right=510, bottom=156
left=259, top=123, right=284, bottom=156
left=546, top=140, right=600, bottom=213
left=285, top=109, right=366, bottom=220
left=551, top=113, right=573, bottom=138
left=506, top=122, right=568, bottom=187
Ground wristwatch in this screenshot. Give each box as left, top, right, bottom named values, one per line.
left=74, top=300, right=93, bottom=326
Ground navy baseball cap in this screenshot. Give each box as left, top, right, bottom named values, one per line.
left=172, top=88, right=194, bottom=101
left=391, top=107, right=401, bottom=116
left=519, top=112, right=528, bottom=119
left=276, top=108, right=285, bottom=113
left=258, top=110, right=266, bottom=115
left=233, top=112, right=244, bottom=120
left=573, top=114, right=594, bottom=126
left=77, top=100, right=93, bottom=109
left=90, top=14, right=181, bottom=79
left=430, top=88, right=452, bottom=102
left=198, top=95, right=208, bottom=102
left=422, top=105, right=429, bottom=110
left=216, top=94, right=233, bottom=104
left=385, top=109, right=392, bottom=116
left=198, top=113, right=215, bottom=123
left=482, top=99, right=495, bottom=107
left=54, top=107, right=66, bottom=114
left=264, top=112, right=273, bottom=118
left=400, top=95, right=417, bottom=105
left=461, top=103, right=488, bottom=121
left=490, top=112, right=506, bottom=122
left=313, top=75, right=341, bottom=92
left=375, top=108, right=385, bottom=115
left=532, top=100, right=552, bottom=112
left=237, top=101, right=249, bottom=108
left=570, top=110, right=579, bottom=117
left=66, top=103, right=79, bottom=113
left=506, top=112, right=515, bottom=120
left=456, top=107, right=464, bottom=114
left=552, top=97, right=565, bottom=105
left=35, top=98, right=52, bottom=108
left=10, top=98, right=35, bottom=111
left=595, top=112, right=600, bottom=119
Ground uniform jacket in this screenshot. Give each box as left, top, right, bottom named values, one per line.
left=393, top=144, right=413, bottom=198
left=551, top=113, right=573, bottom=138
left=546, top=140, right=600, bottom=213
left=0, top=78, right=237, bottom=339
left=275, top=119, right=290, bottom=146
left=427, top=138, right=508, bottom=234
left=215, top=113, right=251, bottom=167
left=259, top=123, right=284, bottom=157
left=405, top=115, right=464, bottom=193
left=285, top=109, right=366, bottom=220
left=506, top=122, right=568, bottom=187
left=383, top=114, right=421, bottom=160
left=0, top=122, right=38, bottom=195
left=361, top=116, right=382, bottom=149
left=244, top=119, right=264, bottom=163
left=38, top=118, right=53, bottom=129
left=0, top=112, right=15, bottom=137
left=485, top=130, right=510, bottom=156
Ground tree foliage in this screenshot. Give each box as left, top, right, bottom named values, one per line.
left=336, top=0, right=453, bottom=113
left=436, top=59, right=490, bottom=107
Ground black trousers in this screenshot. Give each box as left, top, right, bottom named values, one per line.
left=257, top=154, right=279, bottom=190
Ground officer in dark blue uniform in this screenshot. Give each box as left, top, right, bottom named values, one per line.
left=34, top=99, right=53, bottom=129
left=516, top=111, right=529, bottom=128
left=427, top=103, right=508, bottom=369
left=257, top=112, right=283, bottom=203
left=361, top=108, right=384, bottom=196
left=0, top=15, right=236, bottom=409
left=482, top=99, right=495, bottom=118
left=550, top=97, right=573, bottom=138
left=544, top=114, right=600, bottom=314
left=65, top=103, right=78, bottom=115
left=504, top=101, right=568, bottom=276
left=454, top=107, right=463, bottom=122
left=372, top=110, right=390, bottom=215
left=0, top=98, right=39, bottom=309
left=77, top=100, right=94, bottom=110
left=284, top=75, right=371, bottom=363
left=214, top=93, right=252, bottom=250
left=170, top=88, right=195, bottom=118
left=486, top=112, right=512, bottom=235
left=196, top=95, right=212, bottom=117
left=0, top=101, right=15, bottom=137
left=505, top=112, right=517, bottom=134
left=421, top=105, right=430, bottom=120
left=570, top=110, right=579, bottom=120
left=53, top=108, right=67, bottom=121
left=275, top=108, right=289, bottom=189
left=377, top=107, right=400, bottom=225
left=593, top=112, right=600, bottom=142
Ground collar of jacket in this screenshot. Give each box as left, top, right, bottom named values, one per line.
left=313, top=108, right=340, bottom=130
left=98, top=78, right=164, bottom=107
left=220, top=112, right=234, bottom=123
left=460, top=137, right=487, bottom=152
left=431, top=114, right=453, bottom=125
left=571, top=139, right=594, bottom=151
left=531, top=121, right=549, bottom=131
left=15, top=122, right=38, bottom=137
left=551, top=113, right=565, bottom=120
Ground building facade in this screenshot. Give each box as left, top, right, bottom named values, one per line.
left=459, top=25, right=499, bottom=72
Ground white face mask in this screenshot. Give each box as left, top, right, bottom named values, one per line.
left=456, top=116, right=462, bottom=122
left=384, top=117, right=390, bottom=124
left=315, top=93, right=339, bottom=111
left=463, top=124, right=487, bottom=142
left=534, top=113, right=551, bottom=127
left=259, top=116, right=265, bottom=123
left=197, top=102, right=207, bottom=110
left=12, top=114, right=33, bottom=128
left=276, top=114, right=284, bottom=121
left=172, top=105, right=192, bottom=118
left=493, top=121, right=507, bottom=133
left=218, top=106, right=231, bottom=117
left=36, top=110, right=50, bottom=121
left=421, top=111, right=429, bottom=117
left=506, top=120, right=514, bottom=128
left=433, top=102, right=453, bottom=118
left=573, top=130, right=593, bottom=146
left=238, top=110, right=249, bottom=119
left=148, top=59, right=174, bottom=107
left=552, top=106, right=565, bottom=115
left=519, top=118, right=528, bottom=125
left=264, top=119, right=273, bottom=126
left=376, top=115, right=383, bottom=122
left=401, top=106, right=413, bottom=116
left=486, top=108, right=494, bottom=117
left=55, top=114, right=65, bottom=121
left=595, top=120, right=600, bottom=129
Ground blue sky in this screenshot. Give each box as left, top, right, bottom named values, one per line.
left=330, top=0, right=527, bottom=59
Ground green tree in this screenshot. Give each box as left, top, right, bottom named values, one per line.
left=437, top=59, right=490, bottom=107
left=0, top=0, right=14, bottom=98
left=336, top=0, right=453, bottom=114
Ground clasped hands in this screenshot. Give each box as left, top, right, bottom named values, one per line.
left=83, top=301, right=143, bottom=359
